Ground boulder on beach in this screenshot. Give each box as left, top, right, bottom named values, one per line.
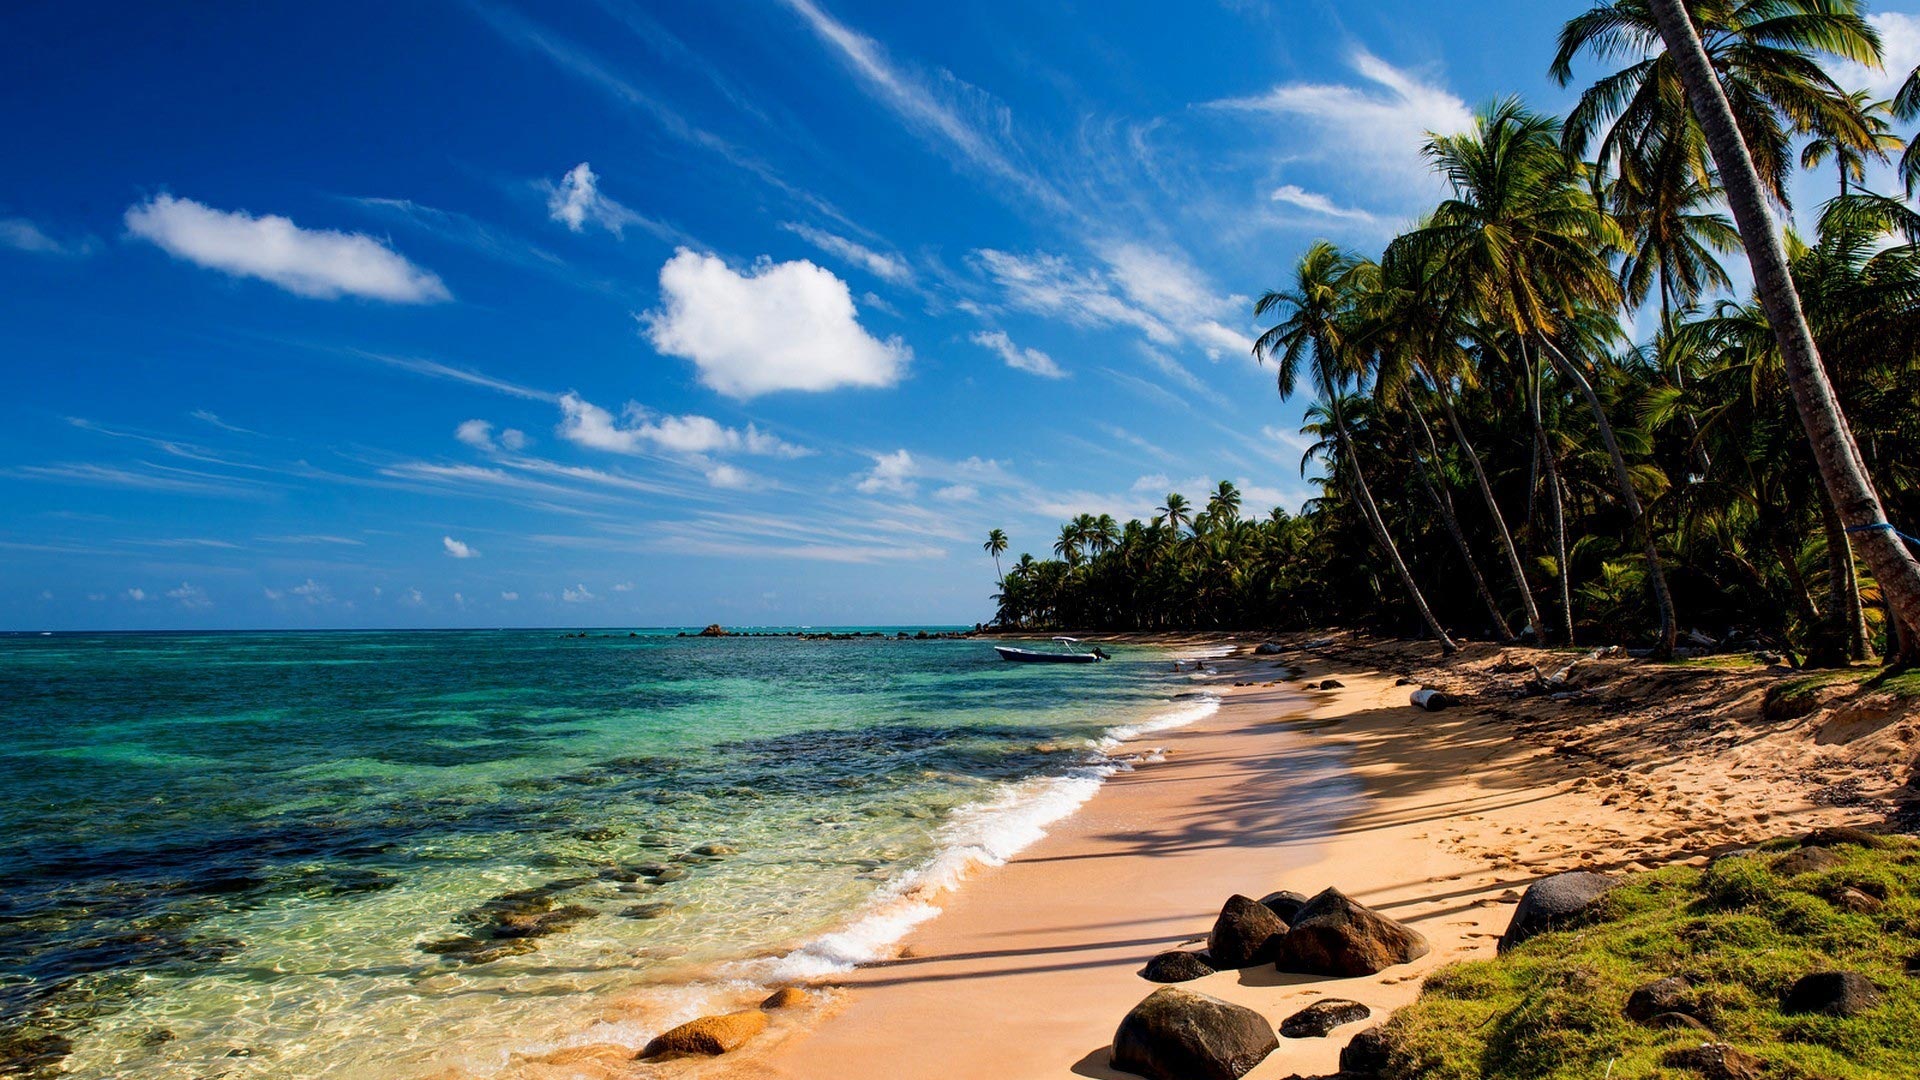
left=1207, top=894, right=1289, bottom=969
left=1110, top=986, right=1278, bottom=1080
left=1258, top=889, right=1310, bottom=922
left=1278, top=999, right=1371, bottom=1038
left=1318, top=678, right=1345, bottom=689
left=638, top=1010, right=768, bottom=1059
left=1782, top=971, right=1881, bottom=1017
left=761, top=987, right=813, bottom=1009
left=1275, top=888, right=1428, bottom=977
left=1140, top=950, right=1216, bottom=983
left=1253, top=642, right=1286, bottom=655
left=1337, top=1025, right=1394, bottom=1077
left=1498, top=871, right=1614, bottom=953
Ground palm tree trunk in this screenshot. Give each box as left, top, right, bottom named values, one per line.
left=1523, top=342, right=1576, bottom=643
left=1660, top=273, right=1712, bottom=477
left=1539, top=338, right=1681, bottom=657
left=1817, top=488, right=1873, bottom=663
left=1434, top=378, right=1543, bottom=641
left=1650, top=0, right=1920, bottom=654
left=1330, top=397, right=1458, bottom=653
left=1404, top=389, right=1514, bottom=641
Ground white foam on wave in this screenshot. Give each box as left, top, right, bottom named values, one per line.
left=732, top=689, right=1223, bottom=986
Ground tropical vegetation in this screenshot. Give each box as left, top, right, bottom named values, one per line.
left=987, top=0, right=1920, bottom=669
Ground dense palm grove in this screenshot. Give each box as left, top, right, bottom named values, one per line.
left=989, top=0, right=1920, bottom=668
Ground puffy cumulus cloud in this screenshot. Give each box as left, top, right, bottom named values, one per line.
left=125, top=587, right=148, bottom=602
left=642, top=248, right=910, bottom=398
left=561, top=583, right=595, bottom=602
left=556, top=392, right=810, bottom=458
left=443, top=535, right=479, bottom=559
left=456, top=419, right=531, bottom=452
left=290, top=578, right=332, bottom=604
left=124, top=194, right=449, bottom=302
left=165, top=581, right=212, bottom=609
left=501, top=590, right=520, bottom=601
left=704, top=462, right=756, bottom=489
left=545, top=162, right=651, bottom=235
left=970, top=329, right=1066, bottom=378
left=856, top=449, right=916, bottom=495
left=781, top=222, right=912, bottom=283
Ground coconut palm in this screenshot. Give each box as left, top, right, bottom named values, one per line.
left=1207, top=481, right=1242, bottom=526
left=1158, top=493, right=1193, bottom=536
left=1642, top=0, right=1920, bottom=658
left=983, top=528, right=1008, bottom=584
left=1256, top=241, right=1458, bottom=653
left=1800, top=89, right=1902, bottom=198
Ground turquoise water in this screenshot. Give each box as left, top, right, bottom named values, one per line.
left=0, top=629, right=1214, bottom=1078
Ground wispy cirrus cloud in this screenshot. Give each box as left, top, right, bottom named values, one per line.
left=556, top=393, right=811, bottom=459
left=1, top=217, right=96, bottom=257
left=545, top=161, right=662, bottom=237
left=125, top=195, right=450, bottom=302
left=970, top=329, right=1065, bottom=379
left=781, top=222, right=912, bottom=283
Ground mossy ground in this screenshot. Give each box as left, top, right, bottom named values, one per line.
left=1379, top=836, right=1920, bottom=1079
left=1773, top=666, right=1920, bottom=702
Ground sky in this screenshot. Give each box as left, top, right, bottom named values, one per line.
left=4, top=1, right=1919, bottom=630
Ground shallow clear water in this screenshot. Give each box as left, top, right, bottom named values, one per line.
left=0, top=629, right=1209, bottom=1078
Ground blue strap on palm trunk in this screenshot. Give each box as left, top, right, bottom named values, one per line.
left=1845, top=522, right=1920, bottom=547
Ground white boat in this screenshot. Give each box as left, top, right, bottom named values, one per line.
left=993, top=637, right=1109, bottom=664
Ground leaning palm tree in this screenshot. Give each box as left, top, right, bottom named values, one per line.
left=1396, top=99, right=1680, bottom=655
left=983, top=528, right=1008, bottom=584
left=1256, top=241, right=1458, bottom=653
left=1642, top=0, right=1920, bottom=660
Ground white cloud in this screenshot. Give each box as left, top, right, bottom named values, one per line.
left=443, top=535, right=479, bottom=559
left=934, top=483, right=978, bottom=500
left=124, top=194, right=449, bottom=302
left=1834, top=13, right=1920, bottom=97
left=500, top=427, right=528, bottom=450
left=612, top=581, right=635, bottom=592
left=545, top=162, right=652, bottom=235
left=562, top=583, right=595, bottom=602
left=705, top=462, right=756, bottom=489
left=166, top=582, right=212, bottom=609
left=1270, top=184, right=1379, bottom=223
left=125, top=587, right=148, bottom=601
left=402, top=586, right=425, bottom=606
left=291, top=578, right=332, bottom=604
left=1, top=217, right=92, bottom=256
left=643, top=248, right=910, bottom=397
left=501, top=590, right=520, bottom=601
left=456, top=419, right=496, bottom=449
left=857, top=449, right=917, bottom=495
left=1208, top=49, right=1472, bottom=201
left=556, top=392, right=811, bottom=459
left=972, top=246, right=1253, bottom=360
left=782, top=222, right=912, bottom=282
left=973, top=248, right=1175, bottom=344
left=970, top=329, right=1066, bottom=378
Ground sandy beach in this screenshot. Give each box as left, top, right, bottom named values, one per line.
left=689, top=636, right=1895, bottom=1080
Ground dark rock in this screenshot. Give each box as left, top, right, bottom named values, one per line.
left=696, top=624, right=729, bottom=637
left=1782, top=971, right=1881, bottom=1017
left=1278, top=999, right=1370, bottom=1038
left=1663, top=1043, right=1764, bottom=1080
left=651, top=867, right=690, bottom=883
left=419, top=935, right=538, bottom=964
left=1801, top=826, right=1881, bottom=849
left=1276, top=888, right=1429, bottom=977
left=1773, top=847, right=1843, bottom=877
left=1831, top=886, right=1883, bottom=913
left=1254, top=642, right=1286, bottom=655
left=1337, top=1025, right=1394, bottom=1077
left=1624, top=976, right=1693, bottom=1022
left=639, top=1010, right=767, bottom=1059
left=620, top=903, right=674, bottom=919
left=1207, top=895, right=1289, bottom=969
left=1498, top=872, right=1614, bottom=953
left=1394, top=677, right=1417, bottom=686
left=1259, top=890, right=1311, bottom=922
left=573, top=827, right=621, bottom=842
left=1318, top=679, right=1345, bottom=689
left=691, top=842, right=738, bottom=857
left=1110, top=986, right=1278, bottom=1080
left=1141, top=950, right=1216, bottom=983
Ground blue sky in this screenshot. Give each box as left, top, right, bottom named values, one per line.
left=4, top=1, right=1918, bottom=630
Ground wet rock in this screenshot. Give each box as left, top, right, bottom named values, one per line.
left=1278, top=999, right=1370, bottom=1038
left=1258, top=890, right=1310, bottom=922
left=696, top=624, right=730, bottom=638
left=418, top=935, right=538, bottom=964
left=1498, top=872, right=1614, bottom=953
left=1140, top=950, right=1216, bottom=983
left=1207, top=894, right=1289, bottom=969
left=761, top=987, right=813, bottom=1009
left=1782, top=971, right=1881, bottom=1017
left=1624, top=976, right=1693, bottom=1022
left=572, top=827, right=621, bottom=842
left=620, top=903, right=674, bottom=920
left=638, top=1010, right=767, bottom=1059
left=1801, top=826, right=1881, bottom=849
left=691, top=842, right=738, bottom=857
left=1773, top=847, right=1844, bottom=877
left=1337, top=1025, right=1394, bottom=1077
left=652, top=867, right=691, bottom=883
left=1276, top=888, right=1429, bottom=977
left=1110, top=986, right=1278, bottom=1080
left=491, top=904, right=596, bottom=939
left=1663, top=1043, right=1764, bottom=1080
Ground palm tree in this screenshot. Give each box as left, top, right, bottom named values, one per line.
left=1395, top=99, right=1680, bottom=654
left=1256, top=241, right=1458, bottom=653
left=1207, top=481, right=1242, bottom=525
left=983, top=528, right=1008, bottom=584
left=1643, top=0, right=1920, bottom=658
left=1053, top=523, right=1083, bottom=568
left=1158, top=493, right=1192, bottom=536
left=1800, top=89, right=1901, bottom=198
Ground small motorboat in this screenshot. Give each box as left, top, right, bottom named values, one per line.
left=993, top=637, right=1110, bottom=664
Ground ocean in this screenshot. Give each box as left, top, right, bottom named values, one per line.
left=0, top=628, right=1219, bottom=1078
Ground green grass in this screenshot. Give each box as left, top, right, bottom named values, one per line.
left=1773, top=667, right=1920, bottom=704
left=1377, top=837, right=1920, bottom=1079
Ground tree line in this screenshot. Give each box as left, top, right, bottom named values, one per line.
left=987, top=0, right=1920, bottom=668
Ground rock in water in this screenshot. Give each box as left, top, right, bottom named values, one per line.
left=1140, top=950, right=1216, bottom=983
left=638, top=1010, right=768, bottom=1059
left=1624, top=976, right=1694, bottom=1023
left=760, top=987, right=812, bottom=1009
left=696, top=623, right=729, bottom=637
left=1110, top=987, right=1278, bottom=1080
left=691, top=842, right=738, bottom=856
left=1498, top=872, right=1614, bottom=953
left=1276, top=888, right=1429, bottom=977
left=1662, top=1043, right=1764, bottom=1080
left=1782, top=971, right=1881, bottom=1017
left=1278, top=999, right=1371, bottom=1038
left=1207, top=895, right=1289, bottom=969
left=1258, top=890, right=1310, bottom=922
